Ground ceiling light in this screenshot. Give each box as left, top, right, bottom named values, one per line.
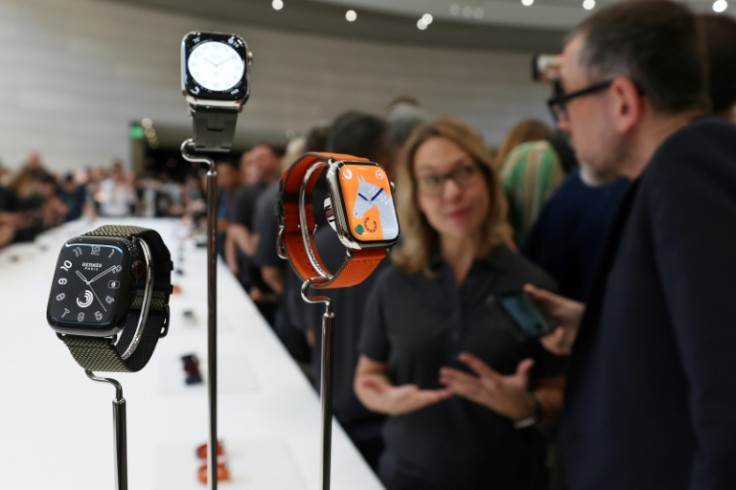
left=713, top=0, right=728, bottom=12
left=473, top=7, right=484, bottom=18
left=141, top=117, right=153, bottom=129
left=450, top=4, right=461, bottom=16
left=417, top=19, right=428, bottom=30
left=345, top=9, right=357, bottom=22
left=522, top=0, right=534, bottom=6
left=272, top=0, right=283, bottom=11
left=422, top=13, right=434, bottom=25
left=582, top=0, right=596, bottom=10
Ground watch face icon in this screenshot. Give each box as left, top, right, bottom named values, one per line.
left=108, top=280, right=120, bottom=289
left=76, top=290, right=94, bottom=309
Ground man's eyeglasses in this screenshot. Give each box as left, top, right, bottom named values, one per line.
left=547, top=79, right=613, bottom=122
left=415, top=163, right=484, bottom=197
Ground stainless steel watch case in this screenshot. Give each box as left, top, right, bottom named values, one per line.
left=180, top=31, right=253, bottom=109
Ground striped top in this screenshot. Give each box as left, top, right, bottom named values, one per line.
left=500, top=140, right=567, bottom=245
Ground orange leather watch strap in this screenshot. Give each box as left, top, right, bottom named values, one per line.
left=279, top=152, right=388, bottom=289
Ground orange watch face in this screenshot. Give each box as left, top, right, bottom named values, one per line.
left=338, top=163, right=399, bottom=243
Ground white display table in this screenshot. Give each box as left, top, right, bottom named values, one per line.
left=0, top=218, right=384, bottom=490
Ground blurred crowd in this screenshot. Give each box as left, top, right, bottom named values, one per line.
left=0, top=153, right=209, bottom=248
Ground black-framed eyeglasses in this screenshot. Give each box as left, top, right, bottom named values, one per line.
left=547, top=79, right=613, bottom=122
left=415, top=162, right=484, bottom=197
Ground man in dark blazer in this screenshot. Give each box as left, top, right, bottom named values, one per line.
left=525, top=1, right=736, bottom=488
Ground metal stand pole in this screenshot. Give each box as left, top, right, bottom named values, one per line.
left=181, top=139, right=219, bottom=490
left=301, top=280, right=334, bottom=490
left=86, top=370, right=127, bottom=490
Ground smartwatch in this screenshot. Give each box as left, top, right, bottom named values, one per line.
left=181, top=31, right=252, bottom=152
left=277, top=152, right=400, bottom=289
left=47, top=225, right=173, bottom=372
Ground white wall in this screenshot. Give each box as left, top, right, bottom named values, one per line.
left=0, top=0, right=553, bottom=173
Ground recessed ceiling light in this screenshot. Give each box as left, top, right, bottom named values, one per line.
left=522, top=0, right=534, bottom=6
left=272, top=0, right=283, bottom=11
left=582, top=0, right=596, bottom=10
left=417, top=19, right=429, bottom=30
left=713, top=0, right=728, bottom=12
left=345, top=9, right=357, bottom=22
left=450, top=4, right=461, bottom=16
left=422, top=13, right=434, bottom=25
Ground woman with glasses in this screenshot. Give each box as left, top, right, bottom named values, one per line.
left=354, top=117, right=565, bottom=490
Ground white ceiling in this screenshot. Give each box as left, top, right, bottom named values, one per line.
left=109, top=0, right=734, bottom=52
left=313, top=0, right=730, bottom=29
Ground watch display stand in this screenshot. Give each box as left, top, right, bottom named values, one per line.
left=277, top=161, right=339, bottom=490
left=85, top=370, right=128, bottom=490
left=180, top=139, right=220, bottom=490
left=300, top=280, right=335, bottom=490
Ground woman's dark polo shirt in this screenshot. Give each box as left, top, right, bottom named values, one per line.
left=359, top=244, right=565, bottom=489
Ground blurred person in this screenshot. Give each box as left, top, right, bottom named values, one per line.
left=354, top=116, right=564, bottom=489
left=499, top=134, right=575, bottom=245
left=0, top=182, right=26, bottom=248
left=214, top=158, right=240, bottom=257
left=97, top=160, right=135, bottom=217
left=226, top=142, right=285, bottom=322
left=494, top=119, right=553, bottom=172
left=59, top=173, right=86, bottom=222
left=385, top=95, right=431, bottom=156
left=522, top=2, right=736, bottom=488
left=238, top=149, right=258, bottom=186
left=31, top=170, right=67, bottom=228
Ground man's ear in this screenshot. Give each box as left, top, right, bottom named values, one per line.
left=609, top=77, right=644, bottom=133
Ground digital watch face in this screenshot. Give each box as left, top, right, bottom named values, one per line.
left=336, top=163, right=399, bottom=244
left=47, top=240, right=133, bottom=332
left=182, top=32, right=248, bottom=101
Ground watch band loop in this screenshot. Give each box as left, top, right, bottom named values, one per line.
left=191, top=107, right=239, bottom=152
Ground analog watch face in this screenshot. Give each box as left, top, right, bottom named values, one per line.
left=187, top=41, right=245, bottom=92
left=48, top=241, right=131, bottom=328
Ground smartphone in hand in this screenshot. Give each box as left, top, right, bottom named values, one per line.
left=492, top=290, right=558, bottom=340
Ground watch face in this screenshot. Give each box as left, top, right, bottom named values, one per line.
left=334, top=162, right=400, bottom=245
left=182, top=32, right=249, bottom=102
left=47, top=238, right=134, bottom=335
left=187, top=41, right=244, bottom=92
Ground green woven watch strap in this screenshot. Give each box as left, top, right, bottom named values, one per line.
left=62, top=336, right=132, bottom=372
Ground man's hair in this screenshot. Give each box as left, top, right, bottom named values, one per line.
left=572, top=0, right=709, bottom=115
left=326, top=111, right=389, bottom=162
left=697, top=13, right=736, bottom=114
